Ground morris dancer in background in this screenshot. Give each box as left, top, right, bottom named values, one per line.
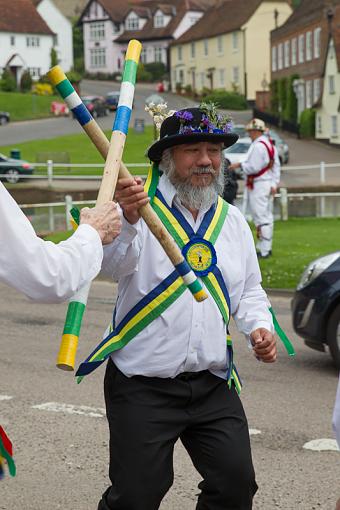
left=0, top=181, right=121, bottom=476
left=83, top=105, right=277, bottom=510
left=229, top=118, right=280, bottom=259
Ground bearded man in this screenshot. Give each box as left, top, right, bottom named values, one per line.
left=81, top=107, right=277, bottom=510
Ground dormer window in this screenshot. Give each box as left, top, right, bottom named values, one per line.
left=127, top=14, right=139, bottom=30
left=154, top=13, right=164, bottom=28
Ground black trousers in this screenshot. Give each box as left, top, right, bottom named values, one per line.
left=98, top=360, right=257, bottom=510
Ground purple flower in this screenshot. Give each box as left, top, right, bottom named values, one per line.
left=175, top=111, right=194, bottom=122
left=223, top=121, right=233, bottom=133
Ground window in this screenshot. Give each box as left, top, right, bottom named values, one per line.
left=317, top=114, right=322, bottom=133
left=306, top=80, right=313, bottom=108
left=90, top=48, right=106, bottom=68
left=190, top=42, right=195, bottom=59
left=278, top=43, right=283, bottom=70
left=291, top=37, right=297, bottom=65
left=26, top=36, right=40, bottom=47
left=10, top=35, right=15, bottom=46
left=331, top=115, right=338, bottom=137
left=272, top=46, right=277, bottom=72
left=127, top=15, right=139, bottom=30
left=219, top=68, right=225, bottom=87
left=27, top=67, right=41, bottom=79
left=177, top=45, right=182, bottom=61
left=232, top=32, right=238, bottom=51
left=232, top=66, right=239, bottom=84
left=314, top=27, right=321, bottom=58
left=329, top=75, right=335, bottom=94
left=306, top=31, right=312, bottom=61
left=217, top=36, right=223, bottom=54
left=313, top=78, right=321, bottom=103
left=140, top=47, right=147, bottom=63
left=90, top=22, right=105, bottom=41
left=298, top=34, right=304, bottom=63
left=154, top=13, right=164, bottom=28
left=154, top=47, right=163, bottom=62
left=203, top=39, right=208, bottom=57
left=284, top=40, right=290, bottom=68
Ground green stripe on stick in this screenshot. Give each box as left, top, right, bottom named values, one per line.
left=122, top=60, right=138, bottom=85
left=56, top=79, right=74, bottom=99
left=63, top=301, right=86, bottom=336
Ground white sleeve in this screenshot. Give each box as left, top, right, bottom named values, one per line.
left=232, top=214, right=274, bottom=335
left=272, top=147, right=281, bottom=187
left=333, top=374, right=340, bottom=448
left=241, top=143, right=268, bottom=176
left=101, top=213, right=143, bottom=281
left=0, top=183, right=103, bottom=303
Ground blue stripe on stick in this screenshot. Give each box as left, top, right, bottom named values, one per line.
left=113, top=105, right=131, bottom=134
left=72, top=103, right=92, bottom=126
left=175, top=260, right=191, bottom=277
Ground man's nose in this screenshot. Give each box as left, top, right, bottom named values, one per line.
left=196, top=150, right=212, bottom=166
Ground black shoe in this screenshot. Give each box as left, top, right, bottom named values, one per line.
left=257, top=251, right=272, bottom=259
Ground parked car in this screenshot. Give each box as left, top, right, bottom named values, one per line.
left=231, top=124, right=247, bottom=138
left=292, top=251, right=340, bottom=368
left=267, top=129, right=289, bottom=165
left=223, top=137, right=251, bottom=167
left=0, top=111, right=10, bottom=125
left=0, top=152, right=34, bottom=183
left=105, top=91, right=120, bottom=111
left=80, top=96, right=108, bottom=118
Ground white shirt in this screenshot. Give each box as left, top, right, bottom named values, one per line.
left=101, top=174, right=273, bottom=379
left=241, top=134, right=281, bottom=187
left=0, top=182, right=103, bottom=303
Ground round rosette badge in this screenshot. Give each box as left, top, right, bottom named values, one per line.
left=182, top=238, right=217, bottom=276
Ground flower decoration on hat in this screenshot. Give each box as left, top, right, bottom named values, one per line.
left=145, top=102, right=176, bottom=136
left=176, top=101, right=233, bottom=135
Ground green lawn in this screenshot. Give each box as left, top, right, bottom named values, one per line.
left=0, top=92, right=60, bottom=121
left=0, top=126, right=154, bottom=175
left=45, top=217, right=340, bottom=290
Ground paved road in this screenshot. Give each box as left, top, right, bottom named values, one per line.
left=1, top=281, right=339, bottom=509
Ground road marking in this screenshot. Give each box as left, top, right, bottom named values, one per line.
left=249, top=428, right=262, bottom=435
left=0, top=395, right=13, bottom=401
left=32, top=402, right=105, bottom=418
left=303, top=438, right=339, bottom=452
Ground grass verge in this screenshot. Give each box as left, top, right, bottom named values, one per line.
left=0, top=92, right=60, bottom=121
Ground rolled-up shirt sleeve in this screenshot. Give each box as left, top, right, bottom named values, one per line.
left=101, top=213, right=142, bottom=280
left=232, top=217, right=274, bottom=335
left=0, top=183, right=103, bottom=302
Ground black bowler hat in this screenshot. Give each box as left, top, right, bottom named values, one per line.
left=147, top=107, right=239, bottom=162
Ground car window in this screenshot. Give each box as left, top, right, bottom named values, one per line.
left=225, top=142, right=250, bottom=154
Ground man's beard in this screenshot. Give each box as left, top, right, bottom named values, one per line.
left=159, top=149, right=225, bottom=211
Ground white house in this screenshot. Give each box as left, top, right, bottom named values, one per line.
left=32, top=0, right=74, bottom=72
left=0, top=0, right=55, bottom=83
left=316, top=26, right=340, bottom=145
left=79, top=0, right=212, bottom=75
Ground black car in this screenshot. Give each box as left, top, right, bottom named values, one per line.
left=292, top=252, right=340, bottom=368
left=0, top=152, right=34, bottom=183
left=105, top=91, right=120, bottom=111
left=81, top=96, right=108, bottom=118
left=0, top=111, right=10, bottom=125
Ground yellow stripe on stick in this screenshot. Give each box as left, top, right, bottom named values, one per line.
left=48, top=65, right=66, bottom=86
left=125, top=40, right=142, bottom=63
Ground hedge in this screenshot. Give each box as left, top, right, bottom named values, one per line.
left=202, top=90, right=248, bottom=110
left=299, top=108, right=316, bottom=138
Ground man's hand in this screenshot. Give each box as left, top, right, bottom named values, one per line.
left=270, top=186, right=277, bottom=196
left=115, top=177, right=149, bottom=225
left=229, top=162, right=241, bottom=171
left=250, top=328, right=277, bottom=363
left=80, top=202, right=121, bottom=245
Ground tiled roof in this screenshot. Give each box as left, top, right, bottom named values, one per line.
left=272, top=0, right=340, bottom=39
left=173, top=0, right=264, bottom=44
left=0, top=0, right=54, bottom=34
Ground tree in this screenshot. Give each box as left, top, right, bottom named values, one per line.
left=0, top=68, right=16, bottom=91
left=50, top=47, right=58, bottom=68
left=20, top=70, right=33, bottom=92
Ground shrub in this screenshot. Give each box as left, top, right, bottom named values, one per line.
left=278, top=77, right=288, bottom=115
left=50, top=47, right=58, bottom=68
left=175, top=82, right=183, bottom=94
left=300, top=108, right=316, bottom=138
left=137, top=63, right=152, bottom=82
left=66, top=70, right=82, bottom=84
left=144, top=62, right=166, bottom=82
left=0, top=68, right=17, bottom=91
left=32, top=82, right=53, bottom=95
left=270, top=79, right=279, bottom=114
left=283, top=74, right=299, bottom=123
left=203, top=90, right=248, bottom=110
left=20, top=70, right=33, bottom=92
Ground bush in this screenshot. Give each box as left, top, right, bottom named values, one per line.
left=66, top=70, right=82, bottom=84
left=20, top=70, right=33, bottom=92
left=50, top=47, right=58, bottom=68
left=175, top=82, right=183, bottom=94
left=270, top=79, right=279, bottom=114
left=203, top=90, right=248, bottom=110
left=283, top=74, right=299, bottom=123
left=144, top=62, right=166, bottom=82
left=32, top=82, right=53, bottom=95
left=137, top=63, right=152, bottom=82
left=300, top=108, right=316, bottom=138
left=0, top=68, right=17, bottom=91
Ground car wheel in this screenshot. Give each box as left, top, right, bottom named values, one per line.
left=0, top=116, right=8, bottom=126
left=327, top=303, right=340, bottom=369
left=6, top=168, right=20, bottom=184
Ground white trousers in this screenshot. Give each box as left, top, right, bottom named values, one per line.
left=246, top=180, right=273, bottom=256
